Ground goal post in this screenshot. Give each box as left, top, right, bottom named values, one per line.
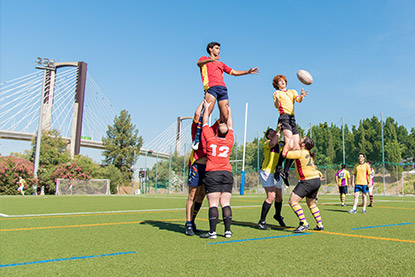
left=55, top=179, right=111, bottom=195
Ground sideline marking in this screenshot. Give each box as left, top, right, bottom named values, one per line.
left=352, top=222, right=413, bottom=230
left=0, top=251, right=136, bottom=268
left=209, top=233, right=312, bottom=245
left=317, top=230, right=415, bottom=244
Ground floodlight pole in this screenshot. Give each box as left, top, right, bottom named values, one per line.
left=240, top=102, right=248, bottom=195
left=342, top=117, right=345, bottom=164
left=381, top=112, right=386, bottom=195
left=176, top=116, right=192, bottom=153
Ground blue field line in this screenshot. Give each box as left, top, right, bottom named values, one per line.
left=352, top=222, right=413, bottom=230
left=0, top=251, right=136, bottom=268
left=209, top=233, right=312, bottom=245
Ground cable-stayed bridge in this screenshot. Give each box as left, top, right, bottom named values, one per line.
left=0, top=60, right=192, bottom=160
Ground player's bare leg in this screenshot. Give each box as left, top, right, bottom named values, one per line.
left=185, top=186, right=198, bottom=235
left=217, top=99, right=229, bottom=123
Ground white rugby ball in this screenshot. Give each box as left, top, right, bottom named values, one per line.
left=297, top=70, right=313, bottom=85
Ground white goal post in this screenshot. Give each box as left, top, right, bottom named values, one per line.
left=55, top=179, right=111, bottom=195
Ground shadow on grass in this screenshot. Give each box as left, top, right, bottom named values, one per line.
left=326, top=209, right=350, bottom=213
left=231, top=220, right=293, bottom=233
left=140, top=220, right=185, bottom=234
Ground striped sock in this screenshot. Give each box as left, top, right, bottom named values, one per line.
left=341, top=194, right=345, bottom=205
left=290, top=203, right=307, bottom=225
left=369, top=195, right=373, bottom=205
left=310, top=204, right=323, bottom=227
left=194, top=117, right=203, bottom=143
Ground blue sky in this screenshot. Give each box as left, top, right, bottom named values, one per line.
left=1, top=0, right=414, bottom=164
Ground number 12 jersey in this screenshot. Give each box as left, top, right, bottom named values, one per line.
left=202, top=124, right=234, bottom=172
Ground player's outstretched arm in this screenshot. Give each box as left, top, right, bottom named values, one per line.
left=296, top=89, right=309, bottom=103
left=194, top=100, right=204, bottom=122
left=197, top=58, right=216, bottom=68
left=231, top=67, right=259, bottom=76
left=269, top=124, right=281, bottom=148
left=202, top=100, right=211, bottom=126
left=226, top=105, right=233, bottom=129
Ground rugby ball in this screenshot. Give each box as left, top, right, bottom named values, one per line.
left=297, top=70, right=313, bottom=85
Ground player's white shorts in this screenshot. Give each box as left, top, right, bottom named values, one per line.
left=17, top=186, right=23, bottom=192
left=259, top=170, right=282, bottom=189
left=369, top=185, right=374, bottom=194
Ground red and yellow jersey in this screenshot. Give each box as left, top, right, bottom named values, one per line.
left=198, top=56, right=233, bottom=90
left=285, top=149, right=320, bottom=180
left=261, top=141, right=284, bottom=173
left=188, top=120, right=219, bottom=168
left=273, top=89, right=300, bottom=115
left=202, top=125, right=234, bottom=172
left=353, top=162, right=371, bottom=185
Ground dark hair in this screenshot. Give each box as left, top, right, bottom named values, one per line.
left=358, top=152, right=366, bottom=158
left=272, top=75, right=287, bottom=90
left=207, top=42, right=220, bottom=55
left=217, top=124, right=228, bottom=138
left=367, top=160, right=372, bottom=165
left=265, top=128, right=274, bottom=139
left=303, top=137, right=315, bottom=160
left=341, top=164, right=347, bottom=169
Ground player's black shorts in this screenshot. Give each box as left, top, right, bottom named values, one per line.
left=278, top=114, right=299, bottom=135
left=206, top=86, right=229, bottom=102
left=187, top=163, right=206, bottom=187
left=203, top=170, right=233, bottom=194
left=293, top=178, right=321, bottom=199
left=338, top=186, right=348, bottom=194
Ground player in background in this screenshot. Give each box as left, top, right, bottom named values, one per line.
left=257, top=125, right=286, bottom=230
left=282, top=136, right=324, bottom=232
left=17, top=176, right=26, bottom=196
left=349, top=153, right=372, bottom=214
left=192, top=42, right=258, bottom=150
left=272, top=74, right=308, bottom=187
left=185, top=101, right=219, bottom=236
left=200, top=101, right=234, bottom=239
left=367, top=161, right=375, bottom=207
left=360, top=161, right=375, bottom=207
left=336, top=164, right=351, bottom=206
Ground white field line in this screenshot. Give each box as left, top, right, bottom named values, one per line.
left=1, top=199, right=414, bottom=218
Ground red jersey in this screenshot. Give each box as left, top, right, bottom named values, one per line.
left=188, top=120, right=219, bottom=168
left=198, top=56, right=233, bottom=91
left=202, top=124, right=234, bottom=172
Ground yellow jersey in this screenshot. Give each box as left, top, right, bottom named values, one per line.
left=286, top=149, right=320, bottom=180
left=273, top=89, right=299, bottom=116
left=261, top=141, right=283, bottom=173
left=353, top=162, right=371, bottom=185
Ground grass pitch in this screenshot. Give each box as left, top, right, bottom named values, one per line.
left=1, top=194, right=414, bottom=276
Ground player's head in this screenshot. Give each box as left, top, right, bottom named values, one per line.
left=367, top=160, right=372, bottom=166
left=273, top=75, right=287, bottom=90
left=207, top=42, right=221, bottom=55
left=301, top=136, right=315, bottom=160
left=358, top=152, right=366, bottom=163
left=217, top=123, right=229, bottom=138
left=341, top=164, right=347, bottom=169
left=265, top=128, right=276, bottom=140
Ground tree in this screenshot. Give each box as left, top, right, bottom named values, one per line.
left=103, top=109, right=143, bottom=181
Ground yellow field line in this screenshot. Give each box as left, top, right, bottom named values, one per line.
left=315, top=230, right=415, bottom=244
left=0, top=219, right=183, bottom=232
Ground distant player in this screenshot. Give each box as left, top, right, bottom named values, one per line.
left=272, top=74, right=308, bottom=187
left=200, top=101, right=234, bottom=239
left=282, top=136, right=324, bottom=232
left=336, top=164, right=351, bottom=206
left=185, top=100, right=219, bottom=236
left=367, top=161, right=375, bottom=207
left=192, top=42, right=258, bottom=150
left=349, top=153, right=371, bottom=214
left=257, top=125, right=286, bottom=230
left=17, top=176, right=26, bottom=196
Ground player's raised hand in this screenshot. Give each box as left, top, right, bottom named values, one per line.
left=300, top=89, right=309, bottom=97
left=248, top=67, right=259, bottom=74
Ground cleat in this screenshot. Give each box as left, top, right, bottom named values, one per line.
left=191, top=141, right=199, bottom=150
left=273, top=214, right=286, bottom=227
left=280, top=171, right=290, bottom=187
left=348, top=209, right=357, bottom=214
left=274, top=167, right=282, bottom=182
left=224, top=231, right=232, bottom=238
left=313, top=225, right=324, bottom=231
left=258, top=221, right=269, bottom=230
left=368, top=204, right=373, bottom=207
left=185, top=226, right=195, bottom=236
left=200, top=231, right=217, bottom=239
left=293, top=223, right=309, bottom=233
left=341, top=204, right=346, bottom=207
